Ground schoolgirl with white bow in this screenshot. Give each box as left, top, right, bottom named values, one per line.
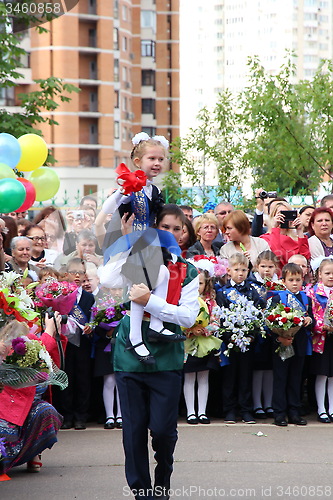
left=100, top=133, right=186, bottom=365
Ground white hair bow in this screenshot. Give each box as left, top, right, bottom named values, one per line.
left=311, top=255, right=333, bottom=272
left=132, top=132, right=169, bottom=150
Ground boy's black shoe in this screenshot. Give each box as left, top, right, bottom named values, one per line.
left=224, top=411, right=236, bottom=424
left=274, top=416, right=288, bottom=427
left=288, top=415, right=307, bottom=426
left=242, top=412, right=256, bottom=424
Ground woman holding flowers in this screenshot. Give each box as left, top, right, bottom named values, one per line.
left=0, top=312, right=67, bottom=475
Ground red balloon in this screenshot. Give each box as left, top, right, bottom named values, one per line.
left=15, top=178, right=36, bottom=212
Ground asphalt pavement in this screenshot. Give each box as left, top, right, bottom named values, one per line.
left=2, top=414, right=333, bottom=500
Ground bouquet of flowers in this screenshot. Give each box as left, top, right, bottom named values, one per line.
left=265, top=302, right=306, bottom=338
left=265, top=299, right=307, bottom=360
left=183, top=298, right=222, bottom=358
left=35, top=279, right=78, bottom=315
left=215, top=295, right=265, bottom=357
left=0, top=322, right=68, bottom=389
left=263, top=278, right=286, bottom=292
left=324, top=296, right=333, bottom=329
left=89, top=296, right=126, bottom=330
left=0, top=271, right=39, bottom=328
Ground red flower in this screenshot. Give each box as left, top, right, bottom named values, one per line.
left=274, top=314, right=281, bottom=319
left=280, top=317, right=288, bottom=324
left=293, top=317, right=301, bottom=324
left=284, top=307, right=291, bottom=313
left=267, top=315, right=275, bottom=322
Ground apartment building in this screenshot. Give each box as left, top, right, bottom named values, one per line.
left=4, top=0, right=180, bottom=201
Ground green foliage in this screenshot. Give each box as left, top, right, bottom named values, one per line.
left=171, top=91, right=245, bottom=203
left=171, top=52, right=333, bottom=203
left=0, top=3, right=80, bottom=164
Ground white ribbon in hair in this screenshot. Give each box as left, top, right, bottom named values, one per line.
left=132, top=132, right=169, bottom=150
left=187, top=258, right=215, bottom=277
left=311, top=255, right=333, bottom=272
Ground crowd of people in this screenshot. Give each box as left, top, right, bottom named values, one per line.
left=2, top=133, right=333, bottom=499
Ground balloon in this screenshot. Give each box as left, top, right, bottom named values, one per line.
left=14, top=178, right=37, bottom=212
left=0, top=163, right=16, bottom=179
left=29, top=167, right=60, bottom=201
left=0, top=133, right=21, bottom=168
left=0, top=178, right=26, bottom=213
left=16, top=134, right=48, bottom=172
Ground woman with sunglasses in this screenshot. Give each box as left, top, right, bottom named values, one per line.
left=22, top=224, right=59, bottom=269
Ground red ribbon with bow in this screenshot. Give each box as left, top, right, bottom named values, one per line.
left=115, top=163, right=147, bottom=195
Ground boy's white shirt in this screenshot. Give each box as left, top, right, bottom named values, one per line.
left=99, top=251, right=199, bottom=329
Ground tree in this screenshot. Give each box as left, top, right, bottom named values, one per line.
left=0, top=2, right=79, bottom=163
left=241, top=54, right=333, bottom=202
left=170, top=53, right=333, bottom=205
left=170, top=91, right=246, bottom=205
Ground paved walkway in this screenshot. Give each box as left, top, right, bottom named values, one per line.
left=2, top=415, right=333, bottom=500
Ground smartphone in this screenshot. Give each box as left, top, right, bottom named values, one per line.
left=280, top=210, right=297, bottom=228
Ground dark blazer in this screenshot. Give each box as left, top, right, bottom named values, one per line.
left=186, top=240, right=223, bottom=258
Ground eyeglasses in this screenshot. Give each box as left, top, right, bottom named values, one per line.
left=217, top=210, right=232, bottom=216
left=68, top=270, right=85, bottom=275
left=28, top=236, right=46, bottom=242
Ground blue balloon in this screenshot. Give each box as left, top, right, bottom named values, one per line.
left=0, top=133, right=22, bottom=168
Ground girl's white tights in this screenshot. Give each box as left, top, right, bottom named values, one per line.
left=183, top=370, right=209, bottom=416
left=103, top=374, right=121, bottom=419
left=252, top=370, right=273, bottom=410
left=315, top=375, right=333, bottom=415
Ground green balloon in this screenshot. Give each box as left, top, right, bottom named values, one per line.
left=0, top=178, right=26, bottom=213
left=0, top=163, right=16, bottom=180
left=29, top=167, right=60, bottom=201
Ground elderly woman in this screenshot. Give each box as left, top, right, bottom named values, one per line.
left=186, top=213, right=222, bottom=258
left=307, top=207, right=333, bottom=265
left=6, top=236, right=39, bottom=280
left=220, top=210, right=270, bottom=266
left=22, top=224, right=59, bottom=269
left=260, top=201, right=310, bottom=270
left=54, top=229, right=103, bottom=269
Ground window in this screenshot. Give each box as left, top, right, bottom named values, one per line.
left=141, top=10, right=156, bottom=32
left=141, top=40, right=156, bottom=58
left=114, top=121, right=120, bottom=139
left=114, top=90, right=119, bottom=108
left=122, top=5, right=127, bottom=20
left=142, top=99, right=155, bottom=117
left=142, top=127, right=156, bottom=137
left=114, top=59, right=119, bottom=82
left=123, top=36, right=127, bottom=51
left=113, top=28, right=119, bottom=50
left=142, top=69, right=155, bottom=87
left=114, top=0, right=119, bottom=19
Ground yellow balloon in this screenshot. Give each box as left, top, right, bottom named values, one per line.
left=16, top=134, right=48, bottom=172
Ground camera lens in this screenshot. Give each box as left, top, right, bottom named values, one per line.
left=259, top=190, right=267, bottom=199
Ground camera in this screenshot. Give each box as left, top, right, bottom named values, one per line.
left=258, top=190, right=277, bottom=200
left=72, top=210, right=85, bottom=220
left=45, top=307, right=68, bottom=325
